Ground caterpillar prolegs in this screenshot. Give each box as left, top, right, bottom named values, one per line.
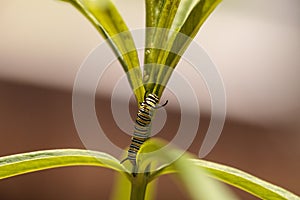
left=121, top=93, right=167, bottom=171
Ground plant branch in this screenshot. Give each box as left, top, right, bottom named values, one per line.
left=130, top=173, right=149, bottom=200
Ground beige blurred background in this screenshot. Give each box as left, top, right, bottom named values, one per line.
left=0, top=0, right=299, bottom=199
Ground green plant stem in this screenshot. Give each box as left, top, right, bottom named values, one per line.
left=130, top=174, right=149, bottom=200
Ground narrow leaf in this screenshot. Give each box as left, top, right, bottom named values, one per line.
left=158, top=159, right=300, bottom=200
left=144, top=0, right=222, bottom=97
left=110, top=173, right=132, bottom=200
left=144, top=179, right=157, bottom=200
left=139, top=139, right=237, bottom=200
left=144, top=0, right=181, bottom=94
left=164, top=0, right=222, bottom=68
left=155, top=0, right=222, bottom=96
left=0, top=149, right=129, bottom=180
left=61, top=0, right=145, bottom=103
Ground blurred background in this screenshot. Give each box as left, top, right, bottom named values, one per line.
left=0, top=0, right=299, bottom=199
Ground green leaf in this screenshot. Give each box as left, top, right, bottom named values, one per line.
left=144, top=179, right=157, bottom=200
left=144, top=0, right=181, bottom=93
left=0, top=149, right=130, bottom=180
left=163, top=0, right=222, bottom=68
left=144, top=0, right=222, bottom=97
left=110, top=172, right=132, bottom=200
left=157, top=159, right=300, bottom=200
left=138, top=139, right=237, bottom=200
left=61, top=0, right=145, bottom=103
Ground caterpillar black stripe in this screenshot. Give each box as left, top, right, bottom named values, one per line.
left=121, top=93, right=160, bottom=167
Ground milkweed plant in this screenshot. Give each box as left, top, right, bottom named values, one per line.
left=0, top=0, right=299, bottom=200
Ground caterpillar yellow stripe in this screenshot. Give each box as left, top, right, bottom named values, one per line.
left=121, top=93, right=159, bottom=169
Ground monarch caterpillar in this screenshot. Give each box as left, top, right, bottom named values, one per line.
left=121, top=93, right=167, bottom=170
